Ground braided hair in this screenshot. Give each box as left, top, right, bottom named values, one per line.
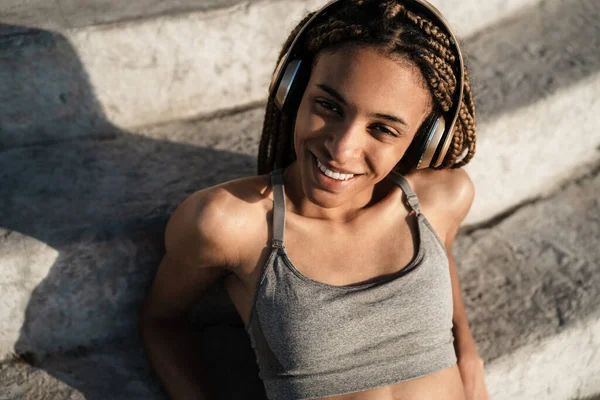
left=257, top=0, right=476, bottom=175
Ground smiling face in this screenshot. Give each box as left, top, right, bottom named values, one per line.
left=289, top=44, right=433, bottom=210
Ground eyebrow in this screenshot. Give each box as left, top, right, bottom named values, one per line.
left=316, top=83, right=408, bottom=127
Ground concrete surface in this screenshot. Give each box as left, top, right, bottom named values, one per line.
left=465, top=0, right=600, bottom=225
left=1, top=158, right=598, bottom=400
left=0, top=0, right=541, bottom=35
left=0, top=0, right=254, bottom=33
left=1, top=0, right=553, bottom=150
left=0, top=122, right=259, bottom=359
left=454, top=167, right=600, bottom=399
left=485, top=318, right=600, bottom=399
left=0, top=0, right=327, bottom=149
left=0, top=359, right=84, bottom=400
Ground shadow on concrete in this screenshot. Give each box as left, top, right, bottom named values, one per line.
left=465, top=0, right=600, bottom=122
left=0, top=24, right=265, bottom=399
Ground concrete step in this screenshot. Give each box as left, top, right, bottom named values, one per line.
left=0, top=0, right=550, bottom=150
left=0, top=359, right=85, bottom=400
left=464, top=0, right=600, bottom=224
left=1, top=165, right=599, bottom=400
left=0, top=0, right=324, bottom=150
left=0, top=112, right=261, bottom=359
left=0, top=0, right=539, bottom=35
left=454, top=167, right=600, bottom=399
left=0, top=0, right=257, bottom=33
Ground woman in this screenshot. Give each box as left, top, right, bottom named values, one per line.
left=141, top=0, right=489, bottom=399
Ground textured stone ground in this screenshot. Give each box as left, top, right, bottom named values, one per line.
left=459, top=168, right=600, bottom=399
left=0, top=359, right=84, bottom=400
left=0, top=0, right=269, bottom=32
left=0, top=113, right=260, bottom=359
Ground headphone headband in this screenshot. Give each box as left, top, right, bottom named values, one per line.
left=269, top=0, right=465, bottom=169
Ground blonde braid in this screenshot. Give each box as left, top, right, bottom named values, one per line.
left=390, top=3, right=476, bottom=168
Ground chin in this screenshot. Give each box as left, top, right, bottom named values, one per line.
left=297, top=153, right=360, bottom=209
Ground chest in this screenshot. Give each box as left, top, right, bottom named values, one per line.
left=283, top=212, right=419, bottom=287
left=225, top=190, right=449, bottom=325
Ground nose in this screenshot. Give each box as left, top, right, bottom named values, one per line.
left=323, top=121, right=365, bottom=163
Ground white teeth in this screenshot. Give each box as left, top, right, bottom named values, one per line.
left=316, top=159, right=355, bottom=181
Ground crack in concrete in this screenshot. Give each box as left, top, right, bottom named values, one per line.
left=462, top=196, right=542, bottom=235
left=174, top=100, right=265, bottom=123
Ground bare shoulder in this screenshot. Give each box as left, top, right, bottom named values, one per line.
left=141, top=175, right=272, bottom=323
left=166, top=174, right=273, bottom=271
left=406, top=168, right=474, bottom=243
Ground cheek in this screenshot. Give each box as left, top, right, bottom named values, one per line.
left=294, top=104, right=326, bottom=145
left=291, top=102, right=307, bottom=153
left=370, top=142, right=412, bottom=172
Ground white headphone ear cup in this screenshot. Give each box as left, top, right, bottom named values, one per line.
left=273, top=59, right=304, bottom=110
left=417, top=117, right=446, bottom=169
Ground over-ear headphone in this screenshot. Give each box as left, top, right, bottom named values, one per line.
left=268, top=0, right=464, bottom=170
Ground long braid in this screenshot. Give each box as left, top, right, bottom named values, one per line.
left=392, top=3, right=477, bottom=168
left=448, top=68, right=477, bottom=167
left=404, top=4, right=477, bottom=168
left=257, top=0, right=477, bottom=174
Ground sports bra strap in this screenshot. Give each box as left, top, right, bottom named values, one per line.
left=387, top=171, right=421, bottom=215
left=270, top=169, right=286, bottom=248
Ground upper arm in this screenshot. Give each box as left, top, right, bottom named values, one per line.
left=416, top=167, right=475, bottom=250
left=141, top=188, right=239, bottom=321
left=441, top=168, right=475, bottom=250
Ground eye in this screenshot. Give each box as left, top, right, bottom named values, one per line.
left=370, top=124, right=399, bottom=137
left=315, top=99, right=340, bottom=114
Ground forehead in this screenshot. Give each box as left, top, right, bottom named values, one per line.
left=310, top=45, right=432, bottom=115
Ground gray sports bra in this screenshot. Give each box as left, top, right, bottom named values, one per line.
left=246, top=169, right=457, bottom=399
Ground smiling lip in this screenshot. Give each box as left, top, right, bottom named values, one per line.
left=310, top=153, right=361, bottom=188
left=312, top=153, right=361, bottom=176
